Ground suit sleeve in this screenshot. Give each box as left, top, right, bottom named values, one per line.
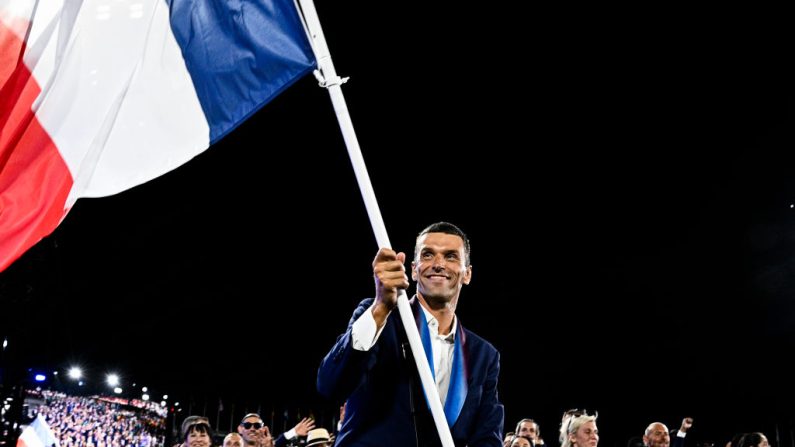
left=273, top=434, right=286, bottom=447
left=316, top=298, right=381, bottom=401
left=469, top=348, right=504, bottom=447
left=671, top=432, right=687, bottom=447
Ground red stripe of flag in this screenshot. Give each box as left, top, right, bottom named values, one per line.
left=1, top=19, right=73, bottom=271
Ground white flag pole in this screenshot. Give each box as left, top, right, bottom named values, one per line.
left=295, top=1, right=455, bottom=446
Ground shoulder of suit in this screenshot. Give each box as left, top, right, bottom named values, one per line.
left=461, top=326, right=499, bottom=354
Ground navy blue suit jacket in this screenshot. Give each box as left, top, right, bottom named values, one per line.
left=317, top=298, right=504, bottom=447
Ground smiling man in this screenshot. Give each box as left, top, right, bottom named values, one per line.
left=317, top=222, right=504, bottom=447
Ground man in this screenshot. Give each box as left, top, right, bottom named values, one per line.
left=223, top=433, right=244, bottom=447
left=317, top=222, right=504, bottom=446
left=515, top=419, right=544, bottom=447
left=238, top=413, right=315, bottom=447
left=643, top=418, right=694, bottom=447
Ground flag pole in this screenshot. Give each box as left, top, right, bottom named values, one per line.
left=294, top=1, right=454, bottom=446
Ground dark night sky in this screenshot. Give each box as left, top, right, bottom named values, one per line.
left=1, top=3, right=794, bottom=446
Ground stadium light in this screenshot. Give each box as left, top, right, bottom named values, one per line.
left=142, top=386, right=148, bottom=392
left=142, top=394, right=150, bottom=401
left=162, top=394, right=168, bottom=400
left=34, top=374, right=46, bottom=382
left=2, top=337, right=7, bottom=350
left=68, top=367, right=82, bottom=380
left=106, top=374, right=120, bottom=387
left=113, top=387, right=123, bottom=394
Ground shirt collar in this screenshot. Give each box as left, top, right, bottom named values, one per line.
left=418, top=303, right=457, bottom=342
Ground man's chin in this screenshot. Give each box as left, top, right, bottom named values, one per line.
left=419, top=290, right=454, bottom=304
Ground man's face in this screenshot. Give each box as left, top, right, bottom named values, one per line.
left=518, top=421, right=538, bottom=441
left=238, top=417, right=264, bottom=444
left=643, top=424, right=670, bottom=447
left=412, top=232, right=471, bottom=304
left=224, top=433, right=243, bottom=447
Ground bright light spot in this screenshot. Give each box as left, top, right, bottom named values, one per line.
left=160, top=401, right=166, bottom=407
left=34, top=374, right=46, bottom=382
left=68, top=367, right=82, bottom=379
left=142, top=386, right=148, bottom=392
left=114, top=387, right=123, bottom=394
left=142, top=394, right=150, bottom=401
left=174, top=402, right=180, bottom=407
left=790, top=204, right=794, bottom=208
left=2, top=337, right=7, bottom=349
left=78, top=381, right=84, bottom=386
left=162, top=394, right=168, bottom=400
left=107, top=374, right=120, bottom=386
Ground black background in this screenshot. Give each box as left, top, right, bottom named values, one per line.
left=1, top=3, right=793, bottom=447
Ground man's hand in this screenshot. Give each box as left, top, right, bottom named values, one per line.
left=680, top=417, right=693, bottom=433
left=293, top=417, right=315, bottom=437
left=372, top=248, right=408, bottom=326
left=259, top=426, right=274, bottom=447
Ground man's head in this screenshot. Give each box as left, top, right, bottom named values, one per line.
left=411, top=222, right=472, bottom=306
left=643, top=423, right=670, bottom=447
left=237, top=413, right=265, bottom=445
left=516, top=419, right=540, bottom=442
left=223, top=433, right=243, bottom=447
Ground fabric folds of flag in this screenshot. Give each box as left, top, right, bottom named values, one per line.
left=16, top=414, right=60, bottom=447
left=0, top=0, right=316, bottom=271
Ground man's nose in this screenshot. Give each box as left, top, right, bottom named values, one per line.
left=432, top=254, right=446, bottom=268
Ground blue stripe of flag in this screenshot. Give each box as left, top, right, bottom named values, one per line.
left=167, top=0, right=316, bottom=143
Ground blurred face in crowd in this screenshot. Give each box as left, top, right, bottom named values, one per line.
left=223, top=433, right=243, bottom=447
left=238, top=416, right=265, bottom=445
left=517, top=421, right=539, bottom=442
left=570, top=421, right=599, bottom=447
left=643, top=423, right=670, bottom=447
left=186, top=425, right=211, bottom=447
left=512, top=436, right=533, bottom=447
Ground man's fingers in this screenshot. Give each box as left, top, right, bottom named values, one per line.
left=373, top=248, right=398, bottom=265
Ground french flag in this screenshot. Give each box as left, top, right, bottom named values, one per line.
left=0, top=0, right=316, bottom=271
left=16, top=414, right=60, bottom=447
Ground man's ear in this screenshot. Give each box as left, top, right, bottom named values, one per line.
left=462, top=265, right=472, bottom=285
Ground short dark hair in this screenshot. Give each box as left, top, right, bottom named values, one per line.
left=181, top=416, right=212, bottom=442
left=414, top=222, right=471, bottom=265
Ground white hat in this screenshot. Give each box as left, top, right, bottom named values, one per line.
left=305, top=428, right=331, bottom=446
